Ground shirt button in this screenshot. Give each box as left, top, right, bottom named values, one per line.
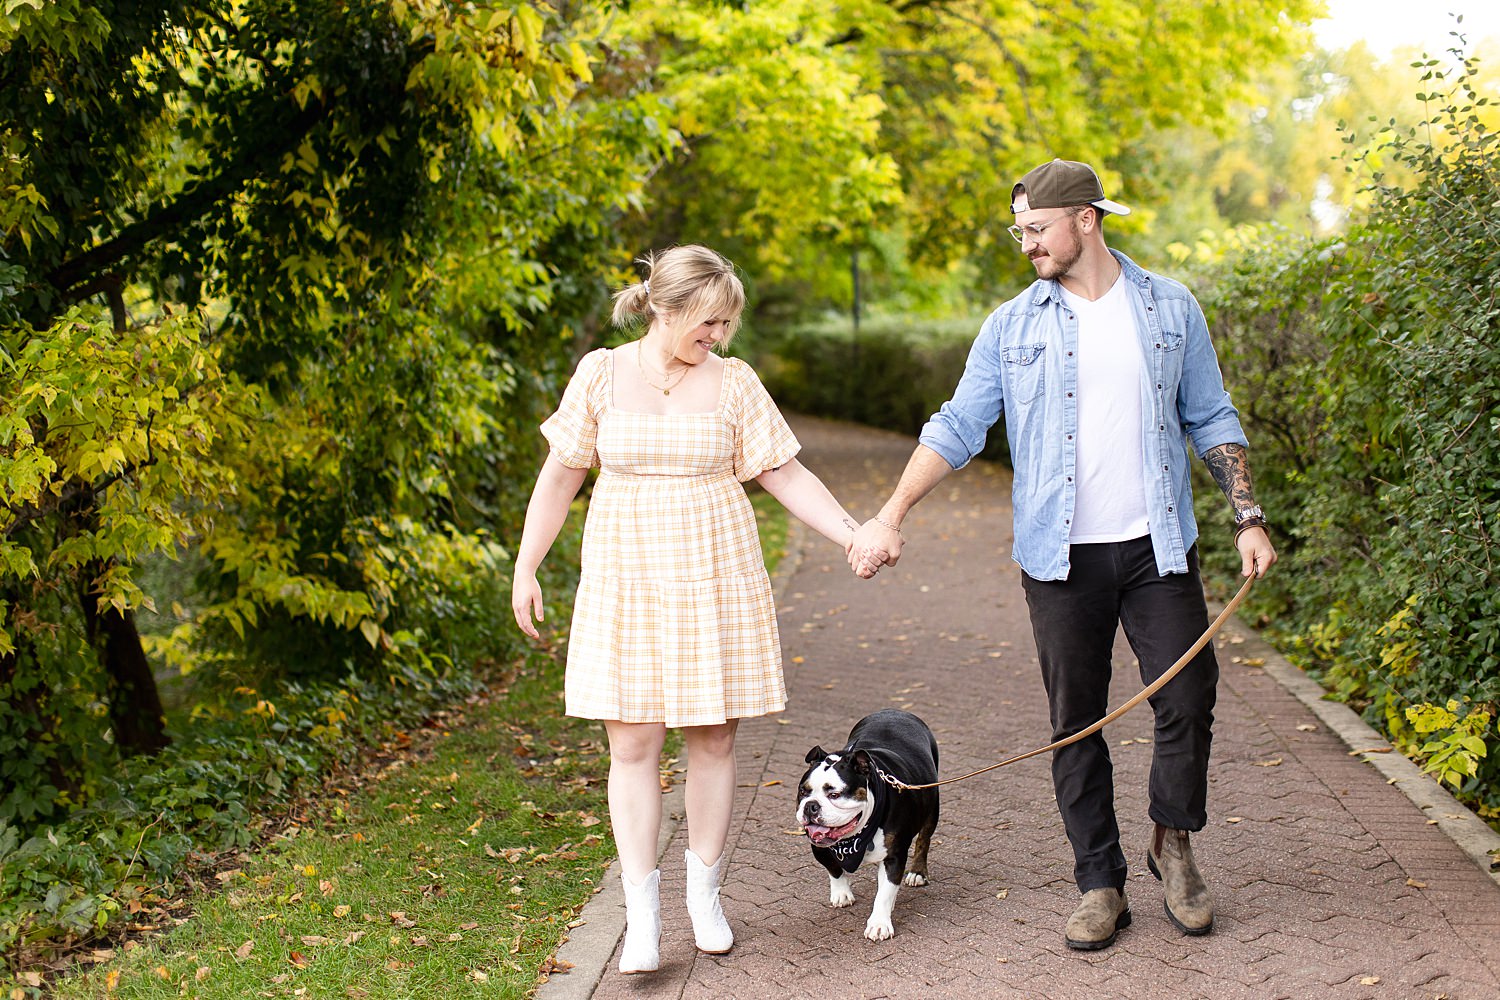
left=1167, top=506, right=1174, bottom=513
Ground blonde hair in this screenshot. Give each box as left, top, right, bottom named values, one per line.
left=610, top=245, right=746, bottom=347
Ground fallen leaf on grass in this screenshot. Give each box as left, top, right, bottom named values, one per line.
left=389, top=911, right=417, bottom=928
left=195, top=967, right=211, bottom=982
left=343, top=931, right=366, bottom=946
left=235, top=940, right=255, bottom=959
left=333, top=904, right=351, bottom=918
left=300, top=935, right=331, bottom=947
left=288, top=951, right=310, bottom=968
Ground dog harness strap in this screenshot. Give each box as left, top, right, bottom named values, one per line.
left=828, top=763, right=890, bottom=873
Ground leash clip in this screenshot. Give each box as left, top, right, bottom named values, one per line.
left=875, top=766, right=915, bottom=792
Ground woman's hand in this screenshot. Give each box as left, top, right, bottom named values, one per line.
left=512, top=571, right=545, bottom=638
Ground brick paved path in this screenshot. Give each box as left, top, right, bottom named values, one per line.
left=568, top=415, right=1500, bottom=1000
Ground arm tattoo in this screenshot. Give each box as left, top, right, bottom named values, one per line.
left=1202, top=443, right=1257, bottom=511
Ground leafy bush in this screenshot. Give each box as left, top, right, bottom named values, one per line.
left=1195, top=52, right=1500, bottom=824
left=743, top=313, right=1012, bottom=465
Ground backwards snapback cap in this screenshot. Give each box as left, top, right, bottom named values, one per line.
left=1011, top=159, right=1131, bottom=216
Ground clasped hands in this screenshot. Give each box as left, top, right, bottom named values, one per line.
left=846, top=518, right=903, bottom=579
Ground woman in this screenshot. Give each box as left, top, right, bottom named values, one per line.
left=511, top=245, right=866, bottom=974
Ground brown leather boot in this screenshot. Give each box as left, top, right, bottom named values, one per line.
left=1064, top=887, right=1131, bottom=950
left=1147, top=824, right=1214, bottom=935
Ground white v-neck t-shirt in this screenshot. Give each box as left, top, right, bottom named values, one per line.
left=1060, top=274, right=1150, bottom=544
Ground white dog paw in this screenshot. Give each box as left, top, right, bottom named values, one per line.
left=901, top=872, right=928, bottom=887
left=864, top=917, right=895, bottom=941
left=830, top=886, right=855, bottom=908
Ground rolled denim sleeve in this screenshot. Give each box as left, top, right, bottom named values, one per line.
left=919, top=315, right=1007, bottom=470
left=1176, top=293, right=1247, bottom=456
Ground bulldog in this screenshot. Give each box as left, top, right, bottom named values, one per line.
left=796, top=709, right=940, bottom=940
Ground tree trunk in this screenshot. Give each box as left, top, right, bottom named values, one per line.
left=79, top=592, right=170, bottom=758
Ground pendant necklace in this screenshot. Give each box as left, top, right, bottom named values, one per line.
left=637, top=342, right=687, bottom=395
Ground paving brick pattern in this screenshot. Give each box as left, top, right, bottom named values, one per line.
left=586, top=416, right=1500, bottom=1000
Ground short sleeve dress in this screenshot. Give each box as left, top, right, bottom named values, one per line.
left=540, top=347, right=800, bottom=727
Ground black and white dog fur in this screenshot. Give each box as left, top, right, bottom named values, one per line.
left=796, top=709, right=940, bottom=940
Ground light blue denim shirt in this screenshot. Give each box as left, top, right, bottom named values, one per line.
left=918, top=250, right=1246, bottom=581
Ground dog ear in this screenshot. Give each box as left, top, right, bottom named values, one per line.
left=804, top=745, right=828, bottom=764
left=851, top=750, right=873, bottom=775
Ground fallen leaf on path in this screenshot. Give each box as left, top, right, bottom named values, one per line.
left=1296, top=724, right=1317, bottom=732
left=1407, top=878, right=1427, bottom=889
left=762, top=780, right=782, bottom=787
left=1349, top=747, right=1392, bottom=755
left=1361, top=976, right=1381, bottom=985
left=1226, top=817, right=1244, bottom=824
left=1254, top=758, right=1283, bottom=767
left=539, top=955, right=574, bottom=975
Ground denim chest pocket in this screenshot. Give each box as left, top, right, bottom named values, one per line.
left=1001, top=343, right=1046, bottom=403
left=1157, top=329, right=1185, bottom=351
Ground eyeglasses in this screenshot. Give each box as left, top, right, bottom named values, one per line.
left=1008, top=206, right=1085, bottom=245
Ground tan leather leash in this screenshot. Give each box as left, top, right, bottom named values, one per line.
left=877, top=574, right=1255, bottom=792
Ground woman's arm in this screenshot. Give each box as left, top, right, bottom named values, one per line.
left=755, top=458, right=860, bottom=551
left=511, top=456, right=590, bottom=637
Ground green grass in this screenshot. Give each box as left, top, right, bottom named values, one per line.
left=42, top=495, right=794, bottom=999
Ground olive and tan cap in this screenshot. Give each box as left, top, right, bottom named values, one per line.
left=1010, top=158, right=1131, bottom=216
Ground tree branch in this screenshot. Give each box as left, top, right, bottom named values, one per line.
left=43, top=98, right=332, bottom=306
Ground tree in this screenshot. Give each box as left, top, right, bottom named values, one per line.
left=598, top=0, right=1325, bottom=313
left=1, top=0, right=667, bottom=826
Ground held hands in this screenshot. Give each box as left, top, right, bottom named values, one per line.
left=511, top=571, right=545, bottom=639
left=1235, top=525, right=1277, bottom=579
left=848, top=518, right=903, bottom=579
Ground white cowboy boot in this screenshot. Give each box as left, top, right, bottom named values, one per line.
left=684, top=848, right=734, bottom=953
left=618, top=868, right=661, bottom=974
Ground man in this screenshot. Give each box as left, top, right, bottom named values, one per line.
left=850, top=159, right=1276, bottom=951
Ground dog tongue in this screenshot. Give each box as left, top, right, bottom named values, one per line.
left=806, top=819, right=859, bottom=845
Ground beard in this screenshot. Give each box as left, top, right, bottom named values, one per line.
left=1027, top=223, right=1083, bottom=280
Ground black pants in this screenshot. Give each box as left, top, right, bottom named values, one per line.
left=1020, top=536, right=1218, bottom=894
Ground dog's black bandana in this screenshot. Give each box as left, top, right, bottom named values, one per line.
left=825, top=774, right=890, bottom=873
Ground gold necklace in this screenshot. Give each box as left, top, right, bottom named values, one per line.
left=636, top=342, right=688, bottom=395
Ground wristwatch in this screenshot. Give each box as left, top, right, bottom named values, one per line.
left=1233, top=504, right=1264, bottom=525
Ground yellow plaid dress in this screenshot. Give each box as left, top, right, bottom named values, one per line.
left=541, top=348, right=798, bottom=727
